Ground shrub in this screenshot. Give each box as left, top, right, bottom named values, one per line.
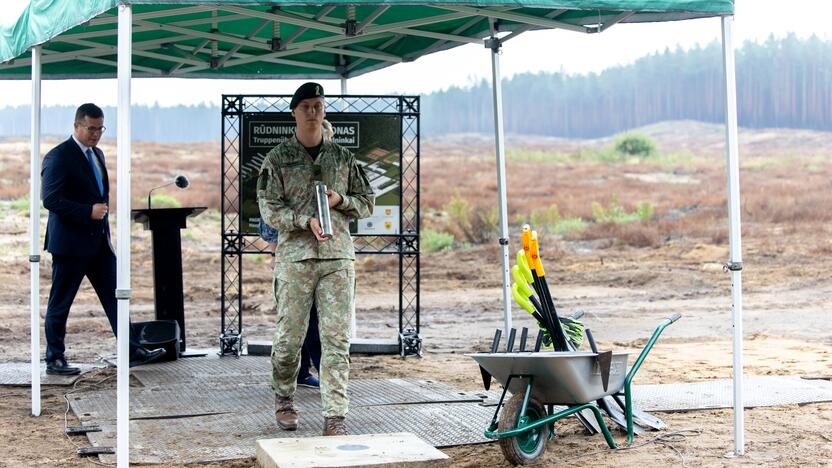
left=553, top=218, right=587, bottom=235
left=592, top=195, right=654, bottom=224
left=442, top=194, right=499, bottom=244
left=530, top=205, right=561, bottom=230
left=421, top=229, right=455, bottom=252
left=147, top=194, right=181, bottom=208
left=635, top=201, right=655, bottom=221
left=613, top=133, right=657, bottom=158
left=444, top=193, right=470, bottom=230
left=575, top=221, right=661, bottom=248
left=615, top=223, right=661, bottom=248
left=464, top=206, right=500, bottom=244
left=592, top=195, right=626, bottom=223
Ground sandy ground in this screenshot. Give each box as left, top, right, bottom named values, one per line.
left=2, top=237, right=830, bottom=468
left=1, top=126, right=831, bottom=467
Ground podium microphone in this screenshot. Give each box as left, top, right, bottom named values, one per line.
left=148, top=175, right=190, bottom=209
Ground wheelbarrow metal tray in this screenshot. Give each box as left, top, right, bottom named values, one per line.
left=469, top=352, right=630, bottom=405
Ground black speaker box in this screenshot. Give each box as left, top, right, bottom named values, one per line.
left=134, top=320, right=180, bottom=361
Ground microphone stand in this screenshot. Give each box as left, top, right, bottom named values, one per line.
left=147, top=182, right=175, bottom=210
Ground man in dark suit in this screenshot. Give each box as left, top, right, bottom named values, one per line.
left=41, top=103, right=165, bottom=375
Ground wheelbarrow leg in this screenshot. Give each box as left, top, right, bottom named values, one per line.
left=547, top=404, right=556, bottom=440
left=487, top=374, right=515, bottom=432
left=518, top=377, right=534, bottom=421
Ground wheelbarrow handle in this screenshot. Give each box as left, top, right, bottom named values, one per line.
left=621, top=313, right=682, bottom=445
left=626, top=313, right=682, bottom=385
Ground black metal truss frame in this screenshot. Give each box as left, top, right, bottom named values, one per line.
left=221, top=94, right=420, bottom=357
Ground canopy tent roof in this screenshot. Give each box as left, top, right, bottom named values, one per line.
left=0, top=1, right=733, bottom=80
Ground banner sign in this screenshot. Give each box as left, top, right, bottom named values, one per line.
left=240, top=112, right=401, bottom=235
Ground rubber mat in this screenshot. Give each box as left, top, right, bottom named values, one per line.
left=0, top=362, right=105, bottom=386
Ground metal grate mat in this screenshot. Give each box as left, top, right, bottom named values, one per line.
left=0, top=362, right=106, bottom=386
left=69, top=378, right=485, bottom=423
left=82, top=401, right=495, bottom=465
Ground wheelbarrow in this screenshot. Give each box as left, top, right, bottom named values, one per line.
left=468, top=313, right=681, bottom=465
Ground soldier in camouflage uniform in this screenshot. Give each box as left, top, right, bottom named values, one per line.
left=257, top=82, right=375, bottom=436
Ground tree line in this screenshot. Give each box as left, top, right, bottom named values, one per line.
left=421, top=34, right=832, bottom=137
left=0, top=103, right=218, bottom=142
left=0, top=34, right=829, bottom=141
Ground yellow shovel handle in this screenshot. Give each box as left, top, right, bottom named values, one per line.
left=511, top=283, right=535, bottom=315
left=515, top=250, right=534, bottom=284
left=530, top=230, right=546, bottom=276
left=511, top=265, right=535, bottom=298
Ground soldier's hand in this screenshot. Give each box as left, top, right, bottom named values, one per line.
left=91, top=203, right=108, bottom=220
left=309, top=217, right=330, bottom=242
left=326, top=189, right=342, bottom=208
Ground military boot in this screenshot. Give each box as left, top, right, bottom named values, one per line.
left=274, top=394, right=298, bottom=431
left=323, top=416, right=347, bottom=436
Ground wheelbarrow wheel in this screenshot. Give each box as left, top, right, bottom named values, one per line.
left=498, top=393, right=548, bottom=465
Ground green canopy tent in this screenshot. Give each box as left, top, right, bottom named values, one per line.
left=2, top=1, right=742, bottom=465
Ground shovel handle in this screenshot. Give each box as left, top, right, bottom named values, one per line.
left=511, top=283, right=536, bottom=315
left=586, top=328, right=599, bottom=353
left=511, top=265, right=535, bottom=298
left=530, top=231, right=545, bottom=276
left=515, top=251, right=535, bottom=284
left=490, top=329, right=502, bottom=353
left=668, top=312, right=682, bottom=323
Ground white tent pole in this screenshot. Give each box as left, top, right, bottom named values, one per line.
left=340, top=76, right=349, bottom=114
left=116, top=3, right=133, bottom=467
left=29, top=45, right=42, bottom=417
left=338, top=76, right=354, bottom=336
left=487, top=32, right=512, bottom=334
left=721, top=15, right=744, bottom=456
left=340, top=75, right=356, bottom=339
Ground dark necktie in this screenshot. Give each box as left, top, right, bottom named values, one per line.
left=86, top=148, right=104, bottom=196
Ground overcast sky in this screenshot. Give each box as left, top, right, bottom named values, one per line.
left=1, top=0, right=830, bottom=107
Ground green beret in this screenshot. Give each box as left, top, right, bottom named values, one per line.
left=290, top=82, right=325, bottom=109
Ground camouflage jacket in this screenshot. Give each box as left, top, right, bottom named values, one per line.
left=257, top=136, right=375, bottom=262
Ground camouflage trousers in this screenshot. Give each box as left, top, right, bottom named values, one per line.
left=271, top=258, right=354, bottom=418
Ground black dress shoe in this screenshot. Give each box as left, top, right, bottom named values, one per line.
left=129, top=347, right=166, bottom=367
left=46, top=358, right=81, bottom=375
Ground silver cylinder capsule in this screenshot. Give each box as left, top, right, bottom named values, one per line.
left=315, top=182, right=333, bottom=239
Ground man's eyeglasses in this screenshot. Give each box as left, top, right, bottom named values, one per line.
left=82, top=125, right=107, bottom=134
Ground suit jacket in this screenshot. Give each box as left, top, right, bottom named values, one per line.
left=42, top=137, right=112, bottom=257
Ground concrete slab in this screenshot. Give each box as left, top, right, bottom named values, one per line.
left=256, top=432, right=450, bottom=468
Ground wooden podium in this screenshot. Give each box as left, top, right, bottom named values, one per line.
left=132, top=207, right=205, bottom=352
